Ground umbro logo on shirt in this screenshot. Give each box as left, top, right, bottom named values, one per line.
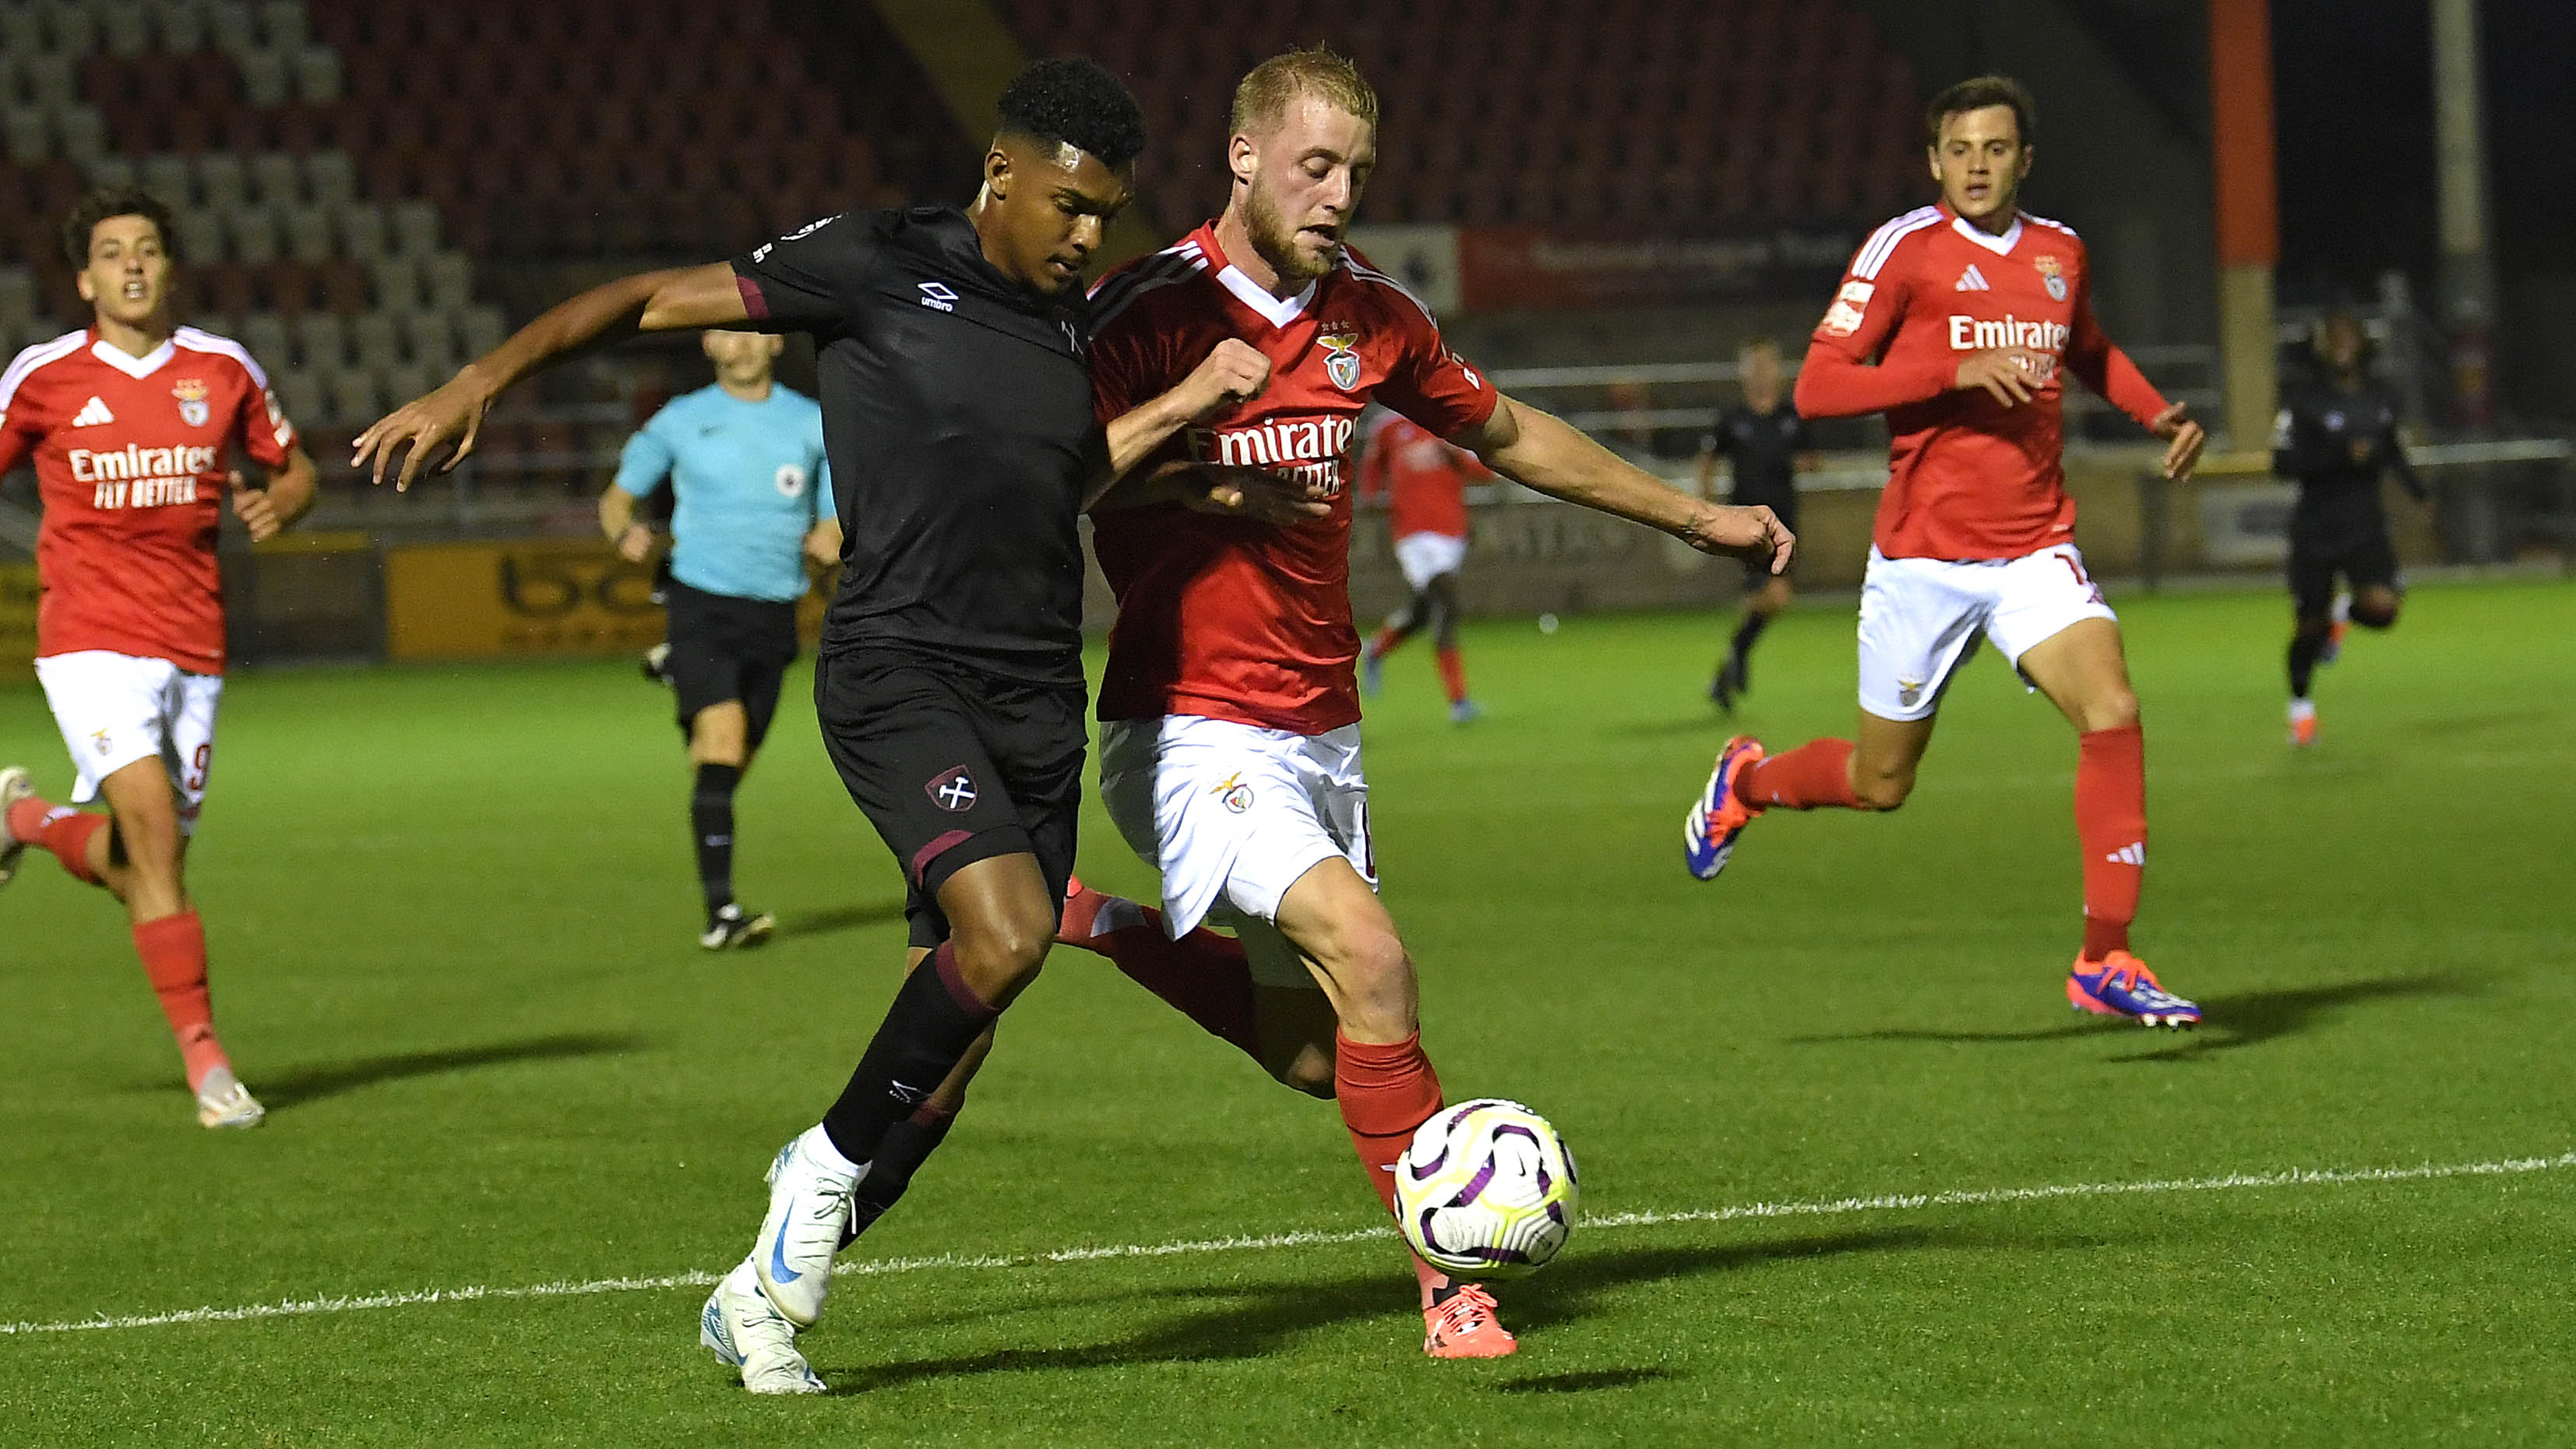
left=1954, top=265, right=1991, bottom=293
left=71, top=396, right=116, bottom=426
left=917, top=281, right=959, bottom=313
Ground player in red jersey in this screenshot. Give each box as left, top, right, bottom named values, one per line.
left=1356, top=411, right=1493, bottom=721
left=1042, top=50, right=1788, bottom=1359
left=1679, top=77, right=2208, bottom=1028
left=0, top=189, right=316, bottom=1127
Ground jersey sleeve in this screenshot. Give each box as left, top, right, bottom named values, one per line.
left=611, top=404, right=678, bottom=498
left=2062, top=265, right=2169, bottom=432
left=1793, top=238, right=1949, bottom=418
left=0, top=398, right=37, bottom=476
left=234, top=362, right=296, bottom=469
left=1084, top=304, right=1172, bottom=426
left=730, top=213, right=876, bottom=338
left=1377, top=304, right=1499, bottom=440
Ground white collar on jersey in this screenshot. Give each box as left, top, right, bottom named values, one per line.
left=90, top=334, right=176, bottom=379
left=1213, top=263, right=1319, bottom=330
left=1951, top=213, right=2025, bottom=257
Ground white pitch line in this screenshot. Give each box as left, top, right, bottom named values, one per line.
left=5, top=1151, right=2567, bottom=1338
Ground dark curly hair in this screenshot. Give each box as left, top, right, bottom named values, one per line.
left=996, top=57, right=1147, bottom=169
left=62, top=185, right=181, bottom=267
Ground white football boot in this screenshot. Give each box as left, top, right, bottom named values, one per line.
left=753, top=1125, right=865, bottom=1327
left=701, top=1258, right=826, bottom=1394
left=0, top=765, right=33, bottom=888
left=194, top=1066, right=266, bottom=1129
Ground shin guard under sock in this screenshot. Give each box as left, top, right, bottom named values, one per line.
left=132, top=911, right=227, bottom=1091
left=690, top=763, right=742, bottom=918
left=1335, top=1031, right=1451, bottom=1303
left=9, top=798, right=106, bottom=886
left=1740, top=738, right=1862, bottom=810
left=819, top=943, right=999, bottom=1166
left=2075, top=724, right=2147, bottom=961
left=845, top=1103, right=958, bottom=1244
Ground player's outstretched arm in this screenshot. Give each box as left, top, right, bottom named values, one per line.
left=354, top=263, right=750, bottom=492
left=227, top=446, right=319, bottom=543
left=1459, top=395, right=1794, bottom=573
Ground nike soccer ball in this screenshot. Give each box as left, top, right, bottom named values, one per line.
left=1392, top=1098, right=1579, bottom=1278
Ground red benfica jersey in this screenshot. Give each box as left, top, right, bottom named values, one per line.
left=0, top=327, right=296, bottom=672
left=1359, top=411, right=1489, bottom=541
left=1795, top=204, right=2168, bottom=560
left=1087, top=224, right=1499, bottom=733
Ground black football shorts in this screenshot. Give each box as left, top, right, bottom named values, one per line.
left=812, top=647, right=1084, bottom=947
left=664, top=580, right=800, bottom=749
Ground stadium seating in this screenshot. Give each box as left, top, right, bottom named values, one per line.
left=997, top=0, right=1926, bottom=236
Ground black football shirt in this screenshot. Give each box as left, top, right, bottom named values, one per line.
left=731, top=207, right=1101, bottom=685
left=1707, top=402, right=1809, bottom=513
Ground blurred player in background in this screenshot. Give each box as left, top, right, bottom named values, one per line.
left=1694, top=337, right=1820, bottom=710
left=1357, top=408, right=1492, bottom=721
left=1681, top=76, right=2209, bottom=1028
left=0, top=188, right=316, bottom=1128
left=2272, top=308, right=2426, bottom=747
left=601, top=329, right=837, bottom=949
left=1062, top=48, right=1788, bottom=1359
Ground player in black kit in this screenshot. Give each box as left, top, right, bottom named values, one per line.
left=1694, top=337, right=1820, bottom=710
left=355, top=58, right=1276, bottom=1394
left=2271, top=309, right=2426, bottom=747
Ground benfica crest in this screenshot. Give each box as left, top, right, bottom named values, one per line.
left=2032, top=255, right=2068, bottom=302
left=172, top=378, right=210, bottom=428
left=1319, top=330, right=1362, bottom=391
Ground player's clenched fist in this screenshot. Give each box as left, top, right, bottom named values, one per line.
left=2150, top=401, right=2206, bottom=481
left=352, top=368, right=495, bottom=492
left=1685, top=502, right=1797, bottom=574
left=1175, top=337, right=1271, bottom=419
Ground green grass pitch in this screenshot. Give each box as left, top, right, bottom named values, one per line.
left=2, top=577, right=2571, bottom=1446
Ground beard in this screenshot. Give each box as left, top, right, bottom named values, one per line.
left=1242, top=183, right=1337, bottom=286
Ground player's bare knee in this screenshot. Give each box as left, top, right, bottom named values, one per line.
left=2079, top=688, right=2141, bottom=733
left=1852, top=769, right=1914, bottom=812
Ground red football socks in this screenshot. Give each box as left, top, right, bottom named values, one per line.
left=1741, top=738, right=1862, bottom=810
left=2074, top=724, right=2148, bottom=961
left=1063, top=889, right=1263, bottom=1063
left=1368, top=625, right=1404, bottom=659
left=1335, top=1030, right=1452, bottom=1305
left=132, top=911, right=229, bottom=1092
left=1434, top=647, right=1468, bottom=706
left=8, top=795, right=105, bottom=886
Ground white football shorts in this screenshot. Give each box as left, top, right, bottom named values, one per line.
left=1856, top=544, right=2116, bottom=721
left=1393, top=531, right=1468, bottom=593
left=33, top=650, right=224, bottom=834
left=1098, top=714, right=1374, bottom=990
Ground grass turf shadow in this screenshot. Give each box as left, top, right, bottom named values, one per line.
left=810, top=1226, right=1930, bottom=1394
left=1492, top=1366, right=1676, bottom=1394
left=252, top=1031, right=642, bottom=1109
left=774, top=901, right=911, bottom=940
left=1783, top=971, right=2483, bottom=1059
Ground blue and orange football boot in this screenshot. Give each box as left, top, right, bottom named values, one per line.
left=2067, top=950, right=2201, bottom=1028
left=1683, top=735, right=1766, bottom=881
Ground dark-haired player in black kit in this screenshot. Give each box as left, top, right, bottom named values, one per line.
left=357, top=59, right=1277, bottom=1395
left=1694, top=337, right=1820, bottom=710
left=2273, top=309, right=2426, bottom=747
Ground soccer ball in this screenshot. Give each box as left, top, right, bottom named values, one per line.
left=1392, top=1098, right=1579, bottom=1278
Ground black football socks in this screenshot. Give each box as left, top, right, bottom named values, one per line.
left=691, top=762, right=741, bottom=923
left=819, top=945, right=999, bottom=1168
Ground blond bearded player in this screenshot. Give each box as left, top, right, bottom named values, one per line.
left=1680, top=76, right=2210, bottom=1028
left=1057, top=49, right=1789, bottom=1359
left=1, top=187, right=318, bottom=1128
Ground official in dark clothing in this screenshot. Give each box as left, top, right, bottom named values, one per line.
left=1695, top=337, right=1820, bottom=710
left=2271, top=309, right=2427, bottom=746
left=352, top=59, right=1273, bottom=1394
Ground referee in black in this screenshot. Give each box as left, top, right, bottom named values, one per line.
left=2272, top=308, right=2427, bottom=747
left=1694, top=337, right=1820, bottom=710
left=357, top=58, right=1273, bottom=1394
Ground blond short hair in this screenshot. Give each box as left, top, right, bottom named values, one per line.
left=1230, top=47, right=1379, bottom=138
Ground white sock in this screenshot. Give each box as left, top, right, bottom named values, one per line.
left=799, top=1123, right=867, bottom=1180
left=2289, top=697, right=2316, bottom=723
